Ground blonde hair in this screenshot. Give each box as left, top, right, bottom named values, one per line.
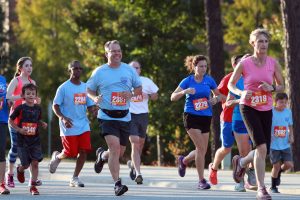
left=184, top=55, right=208, bottom=73
left=249, top=28, right=271, bottom=45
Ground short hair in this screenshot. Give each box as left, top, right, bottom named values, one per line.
left=104, top=40, right=120, bottom=52
left=249, top=28, right=271, bottom=45
left=275, top=92, right=288, bottom=101
left=22, top=83, right=38, bottom=95
left=231, top=54, right=244, bottom=66
left=68, top=60, right=81, bottom=71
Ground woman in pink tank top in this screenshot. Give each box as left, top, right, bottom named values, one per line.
left=5, top=57, right=40, bottom=188
left=228, top=29, right=284, bottom=200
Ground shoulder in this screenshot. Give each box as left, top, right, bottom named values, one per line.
left=204, top=74, right=216, bottom=82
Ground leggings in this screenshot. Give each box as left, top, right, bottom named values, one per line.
left=7, top=126, right=18, bottom=163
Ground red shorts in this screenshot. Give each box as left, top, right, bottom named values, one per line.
left=61, top=131, right=92, bottom=157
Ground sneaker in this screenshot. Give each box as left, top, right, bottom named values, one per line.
left=127, top=160, right=136, bottom=180
left=234, top=180, right=246, bottom=192
left=114, top=179, right=128, bottom=196
left=269, top=186, right=280, bottom=194
left=5, top=174, right=15, bottom=188
left=28, top=179, right=42, bottom=187
left=16, top=165, right=25, bottom=183
left=94, top=147, right=105, bottom=174
left=69, top=177, right=84, bottom=187
left=0, top=183, right=10, bottom=195
left=197, top=179, right=211, bottom=190
left=135, top=174, right=143, bottom=185
left=30, top=186, right=39, bottom=195
left=244, top=180, right=258, bottom=191
left=246, top=168, right=257, bottom=186
left=49, top=151, right=61, bottom=174
left=208, top=163, right=218, bottom=185
left=256, top=187, right=272, bottom=200
left=232, top=155, right=246, bottom=183
left=178, top=155, right=186, bottom=177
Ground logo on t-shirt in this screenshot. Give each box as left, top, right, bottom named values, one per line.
left=131, top=94, right=143, bottom=102
left=193, top=98, right=209, bottom=111
left=251, top=91, right=267, bottom=106
left=22, top=122, right=38, bottom=136
left=274, top=126, right=287, bottom=138
left=74, top=93, right=86, bottom=105
left=111, top=92, right=126, bottom=106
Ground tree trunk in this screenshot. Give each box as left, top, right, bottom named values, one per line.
left=204, top=0, right=225, bottom=159
left=281, top=0, right=300, bottom=171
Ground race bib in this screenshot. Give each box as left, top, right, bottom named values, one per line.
left=274, top=126, right=287, bottom=138
left=21, top=122, right=38, bottom=136
left=251, top=91, right=267, bottom=106
left=193, top=98, right=209, bottom=111
left=74, top=93, right=86, bottom=105
left=131, top=94, right=143, bottom=102
left=0, top=97, right=3, bottom=110
left=111, top=92, right=126, bottom=106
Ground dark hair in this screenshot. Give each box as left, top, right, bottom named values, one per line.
left=22, top=83, right=38, bottom=95
left=104, top=40, right=120, bottom=52
left=275, top=92, right=288, bottom=101
left=68, top=60, right=81, bottom=71
left=231, top=54, right=244, bottom=66
left=14, top=57, right=32, bottom=77
left=184, top=55, right=208, bottom=73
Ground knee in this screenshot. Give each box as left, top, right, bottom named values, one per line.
left=31, top=161, right=39, bottom=168
left=222, top=147, right=232, bottom=154
left=256, top=145, right=267, bottom=157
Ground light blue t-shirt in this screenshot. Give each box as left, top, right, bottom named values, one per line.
left=87, top=62, right=142, bottom=122
left=53, top=80, right=94, bottom=136
left=179, top=74, right=217, bottom=116
left=270, top=107, right=293, bottom=150
left=231, top=76, right=244, bottom=121
left=0, top=75, right=8, bottom=123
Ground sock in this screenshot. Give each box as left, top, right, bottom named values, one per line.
left=115, top=178, right=121, bottom=186
left=101, top=152, right=107, bottom=160
left=271, top=177, right=277, bottom=188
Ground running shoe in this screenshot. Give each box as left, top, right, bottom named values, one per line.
left=232, top=155, right=246, bottom=183
left=135, top=174, right=143, bottom=185
left=127, top=160, right=136, bottom=180
left=16, top=165, right=25, bottom=183
left=49, top=151, right=61, bottom=174
left=208, top=163, right=218, bottom=185
left=244, top=180, right=258, bottom=191
left=197, top=179, right=211, bottom=190
left=94, top=147, right=105, bottom=174
left=246, top=168, right=257, bottom=186
left=5, top=174, right=14, bottom=188
left=30, top=186, right=39, bottom=195
left=0, top=183, right=10, bottom=195
left=234, top=180, right=246, bottom=192
left=178, top=155, right=186, bottom=177
left=269, top=186, right=280, bottom=194
left=28, top=179, right=42, bottom=187
left=69, top=177, right=84, bottom=187
left=114, top=178, right=128, bottom=196
left=256, top=187, right=272, bottom=200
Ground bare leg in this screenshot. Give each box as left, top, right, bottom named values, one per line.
left=73, top=150, right=87, bottom=177
left=105, top=135, right=121, bottom=182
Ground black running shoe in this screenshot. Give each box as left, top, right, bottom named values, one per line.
left=114, top=179, right=128, bottom=196
left=127, top=160, right=136, bottom=180
left=94, top=147, right=105, bottom=173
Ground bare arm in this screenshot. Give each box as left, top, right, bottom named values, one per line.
left=210, top=88, right=225, bottom=105
left=170, top=86, right=195, bottom=101
left=225, top=93, right=239, bottom=108
left=149, top=92, right=158, bottom=101
left=273, top=61, right=285, bottom=92
left=288, top=125, right=294, bottom=144
left=87, top=88, right=102, bottom=104
left=8, top=118, right=28, bottom=135
left=52, top=104, right=73, bottom=128
left=228, top=63, right=243, bottom=96
left=6, top=78, right=21, bottom=101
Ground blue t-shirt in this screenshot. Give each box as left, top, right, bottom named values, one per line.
left=231, top=76, right=244, bottom=121
left=270, top=107, right=293, bottom=150
left=179, top=74, right=217, bottom=116
left=87, top=62, right=142, bottom=122
left=53, top=80, right=94, bottom=136
left=0, top=75, right=8, bottom=123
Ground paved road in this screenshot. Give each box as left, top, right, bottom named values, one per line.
left=3, top=160, right=300, bottom=199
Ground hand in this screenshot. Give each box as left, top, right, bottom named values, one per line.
left=35, top=97, right=41, bottom=104
left=209, top=96, right=219, bottom=106
left=41, top=121, right=48, bottom=129
left=289, top=134, right=294, bottom=144
left=92, top=106, right=99, bottom=117
left=61, top=116, right=73, bottom=128
left=142, top=92, right=149, bottom=99
left=241, top=90, right=253, bottom=100
left=184, top=88, right=196, bottom=95
left=258, top=81, right=273, bottom=92
left=121, top=91, right=132, bottom=100
left=19, top=128, right=28, bottom=135
left=93, top=95, right=103, bottom=104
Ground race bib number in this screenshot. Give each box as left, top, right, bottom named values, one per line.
left=21, top=122, right=38, bottom=136
left=274, top=126, right=287, bottom=138
left=193, top=98, right=209, bottom=111
left=131, top=94, right=143, bottom=102
left=251, top=91, right=267, bottom=106
left=111, top=92, right=126, bottom=106
left=74, top=93, right=86, bottom=105
left=0, top=97, right=3, bottom=110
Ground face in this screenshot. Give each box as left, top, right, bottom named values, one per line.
left=70, top=62, right=83, bottom=79
left=130, top=62, right=141, bottom=75
left=23, top=89, right=37, bottom=104
left=20, top=60, right=33, bottom=76
left=252, top=34, right=269, bottom=54
left=105, top=43, right=122, bottom=65
left=275, top=99, right=287, bottom=111
left=194, top=60, right=207, bottom=76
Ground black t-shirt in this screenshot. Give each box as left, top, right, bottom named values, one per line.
left=10, top=104, right=42, bottom=147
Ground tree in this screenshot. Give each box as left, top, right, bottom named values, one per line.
left=281, top=0, right=300, bottom=171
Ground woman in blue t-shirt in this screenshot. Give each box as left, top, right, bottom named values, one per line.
left=171, top=55, right=222, bottom=190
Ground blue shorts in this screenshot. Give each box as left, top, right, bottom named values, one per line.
left=232, top=120, right=248, bottom=134
left=220, top=121, right=234, bottom=148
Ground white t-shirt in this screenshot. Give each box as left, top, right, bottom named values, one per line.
left=130, top=76, right=159, bottom=114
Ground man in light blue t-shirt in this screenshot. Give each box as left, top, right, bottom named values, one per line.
left=49, top=61, right=96, bottom=188
left=87, top=40, right=142, bottom=196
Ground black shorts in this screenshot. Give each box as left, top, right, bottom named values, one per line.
left=98, top=119, right=130, bottom=146
left=18, top=140, right=43, bottom=167
left=270, top=148, right=293, bottom=164
left=183, top=112, right=212, bottom=133
left=240, top=105, right=272, bottom=154
left=130, top=113, right=149, bottom=138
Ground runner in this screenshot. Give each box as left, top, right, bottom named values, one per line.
left=87, top=40, right=142, bottom=196
left=127, top=60, right=159, bottom=185
left=5, top=57, right=40, bottom=188
left=269, top=93, right=294, bottom=193
left=49, top=60, right=96, bottom=187
left=171, top=55, right=222, bottom=190
left=228, top=28, right=284, bottom=200
left=0, top=75, right=10, bottom=195
left=9, top=83, right=47, bottom=195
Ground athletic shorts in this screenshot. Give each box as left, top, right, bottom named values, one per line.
left=61, top=131, right=92, bottom=157
left=232, top=120, right=248, bottom=134
left=183, top=113, right=211, bottom=133
left=130, top=113, right=149, bottom=138
left=18, top=141, right=43, bottom=167
left=99, top=119, right=130, bottom=146
left=220, top=121, right=234, bottom=148
left=240, top=105, right=272, bottom=154
left=270, top=148, right=293, bottom=164
left=0, top=123, right=8, bottom=162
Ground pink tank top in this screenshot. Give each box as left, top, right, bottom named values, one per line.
left=239, top=56, right=275, bottom=111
